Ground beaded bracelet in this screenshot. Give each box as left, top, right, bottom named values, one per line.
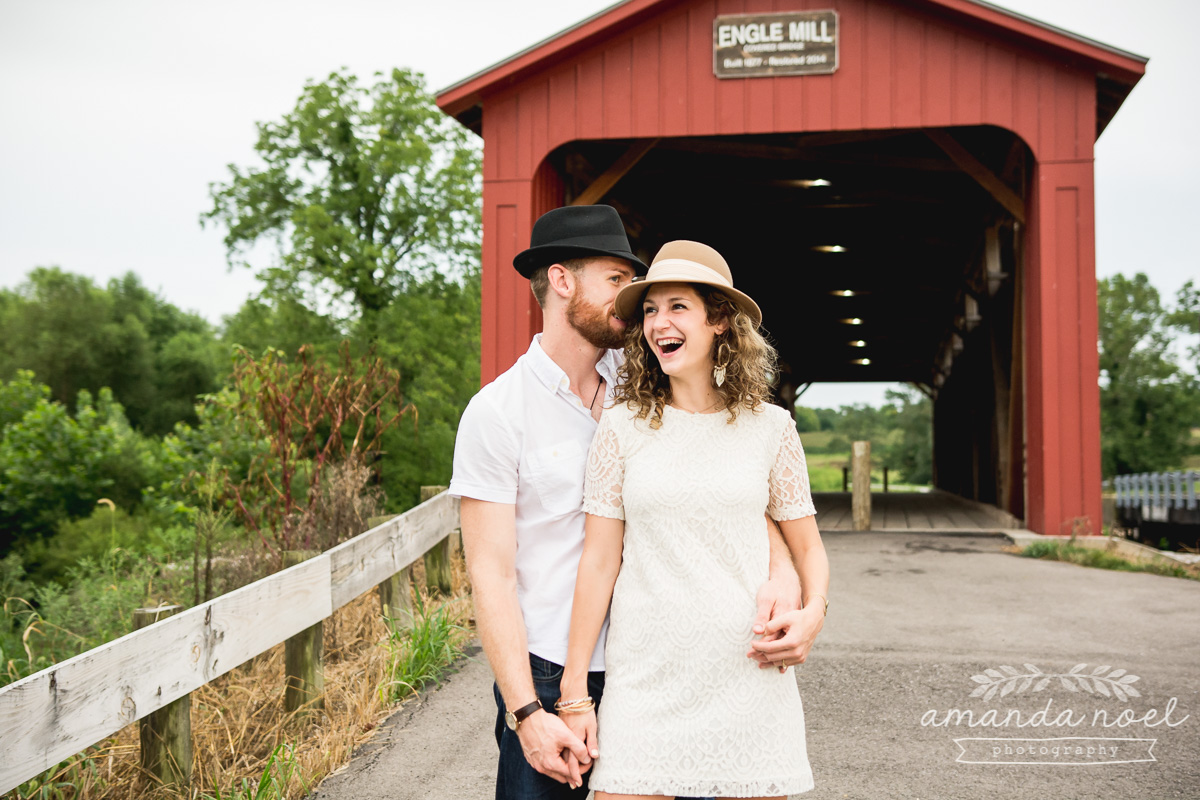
left=555, top=696, right=595, bottom=714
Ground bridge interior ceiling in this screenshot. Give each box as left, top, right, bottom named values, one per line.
left=551, top=127, right=1025, bottom=388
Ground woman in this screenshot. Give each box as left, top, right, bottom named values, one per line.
left=559, top=240, right=830, bottom=799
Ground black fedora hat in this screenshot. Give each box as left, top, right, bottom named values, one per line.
left=512, top=205, right=648, bottom=278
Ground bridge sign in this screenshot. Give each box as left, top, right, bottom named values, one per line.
left=713, top=10, right=839, bottom=79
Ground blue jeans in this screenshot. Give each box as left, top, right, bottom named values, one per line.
left=493, top=653, right=604, bottom=800
left=492, top=653, right=711, bottom=800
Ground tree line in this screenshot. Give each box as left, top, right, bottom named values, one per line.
left=1, top=65, right=1196, bottom=687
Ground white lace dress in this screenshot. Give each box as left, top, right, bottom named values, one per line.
left=582, top=401, right=817, bottom=798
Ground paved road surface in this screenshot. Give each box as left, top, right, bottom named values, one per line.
left=312, top=531, right=1200, bottom=800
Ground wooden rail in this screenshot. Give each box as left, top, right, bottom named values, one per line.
left=0, top=489, right=461, bottom=794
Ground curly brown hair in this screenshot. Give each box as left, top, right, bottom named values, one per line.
left=612, top=284, right=778, bottom=429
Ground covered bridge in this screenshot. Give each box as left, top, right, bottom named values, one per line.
left=436, top=0, right=1146, bottom=536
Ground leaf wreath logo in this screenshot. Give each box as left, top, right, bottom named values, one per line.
left=969, top=664, right=1142, bottom=702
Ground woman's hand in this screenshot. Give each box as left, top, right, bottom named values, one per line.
left=559, top=708, right=599, bottom=773
left=747, top=602, right=824, bottom=670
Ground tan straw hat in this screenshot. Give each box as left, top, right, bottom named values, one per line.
left=614, top=240, right=762, bottom=326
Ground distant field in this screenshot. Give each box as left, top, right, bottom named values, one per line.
left=804, top=452, right=926, bottom=492
left=798, top=428, right=928, bottom=491
left=798, top=429, right=902, bottom=452
left=798, top=430, right=836, bottom=449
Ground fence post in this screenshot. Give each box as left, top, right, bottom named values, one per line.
left=421, top=485, right=453, bottom=596
left=133, top=605, right=191, bottom=788
left=842, top=466, right=849, bottom=493
left=852, top=441, right=871, bottom=531
left=283, top=550, right=324, bottom=716
left=883, top=466, right=889, bottom=493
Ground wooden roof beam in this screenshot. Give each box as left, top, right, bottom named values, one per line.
left=571, top=138, right=659, bottom=207
left=925, top=129, right=1026, bottom=223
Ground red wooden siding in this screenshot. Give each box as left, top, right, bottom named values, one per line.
left=482, top=0, right=1097, bottom=188
left=462, top=0, right=1133, bottom=536
left=1024, top=160, right=1101, bottom=536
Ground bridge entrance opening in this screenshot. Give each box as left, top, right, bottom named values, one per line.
left=546, top=127, right=1027, bottom=519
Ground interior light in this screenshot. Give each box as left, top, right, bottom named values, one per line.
left=813, top=245, right=847, bottom=253
left=849, top=340, right=866, bottom=347
left=829, top=289, right=857, bottom=297
left=791, top=178, right=832, bottom=188
left=840, top=317, right=863, bottom=325
left=852, top=358, right=872, bottom=366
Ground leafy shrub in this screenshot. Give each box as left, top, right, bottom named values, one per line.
left=0, top=382, right=156, bottom=553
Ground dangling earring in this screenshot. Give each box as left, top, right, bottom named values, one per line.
left=713, top=341, right=731, bottom=388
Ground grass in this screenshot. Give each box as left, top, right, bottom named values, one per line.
left=199, top=743, right=308, bottom=800
left=384, top=593, right=469, bottom=702
left=797, top=430, right=837, bottom=450
left=3, top=551, right=475, bottom=800
left=1020, top=540, right=1200, bottom=581
left=803, top=452, right=928, bottom=493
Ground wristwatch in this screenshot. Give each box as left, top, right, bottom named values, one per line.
left=505, top=700, right=543, bottom=731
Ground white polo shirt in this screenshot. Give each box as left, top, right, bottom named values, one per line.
left=449, top=334, right=618, bottom=671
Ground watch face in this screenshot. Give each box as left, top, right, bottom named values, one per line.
left=505, top=710, right=518, bottom=731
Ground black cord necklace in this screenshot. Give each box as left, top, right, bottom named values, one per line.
left=589, top=376, right=604, bottom=411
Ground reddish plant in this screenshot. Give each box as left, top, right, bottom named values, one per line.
left=225, top=343, right=412, bottom=561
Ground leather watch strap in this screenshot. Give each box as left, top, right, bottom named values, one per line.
left=510, top=699, right=542, bottom=728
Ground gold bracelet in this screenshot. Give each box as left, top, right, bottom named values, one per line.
left=555, top=696, right=592, bottom=709
left=805, top=593, right=828, bottom=617
left=557, top=702, right=595, bottom=715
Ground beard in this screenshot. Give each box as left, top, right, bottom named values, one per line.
left=567, top=290, right=625, bottom=350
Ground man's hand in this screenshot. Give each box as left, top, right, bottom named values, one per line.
left=516, top=709, right=591, bottom=788
left=747, top=603, right=824, bottom=670
left=559, top=708, right=599, bottom=775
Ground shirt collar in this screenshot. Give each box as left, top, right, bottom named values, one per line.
left=526, top=333, right=622, bottom=394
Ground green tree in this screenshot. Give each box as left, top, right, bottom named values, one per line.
left=0, top=268, right=117, bottom=408
left=0, top=268, right=223, bottom=435
left=883, top=386, right=933, bottom=485
left=203, top=68, right=482, bottom=330
left=372, top=270, right=481, bottom=508
left=793, top=405, right=821, bottom=433
left=222, top=293, right=343, bottom=361
left=813, top=407, right=839, bottom=432
left=836, top=403, right=895, bottom=444
left=1098, top=273, right=1199, bottom=476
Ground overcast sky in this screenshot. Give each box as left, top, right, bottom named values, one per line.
left=0, top=0, right=1194, bottom=409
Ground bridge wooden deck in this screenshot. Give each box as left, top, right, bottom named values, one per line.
left=811, top=490, right=1020, bottom=531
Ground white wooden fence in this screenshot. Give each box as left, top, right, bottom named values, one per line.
left=0, top=489, right=461, bottom=794
left=1112, top=471, right=1199, bottom=511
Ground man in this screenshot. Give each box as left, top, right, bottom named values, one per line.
left=450, top=205, right=814, bottom=799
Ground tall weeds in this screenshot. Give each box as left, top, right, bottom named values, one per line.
left=4, top=552, right=474, bottom=800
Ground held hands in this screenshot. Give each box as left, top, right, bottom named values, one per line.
left=516, top=709, right=591, bottom=788
left=560, top=706, right=599, bottom=777
left=747, top=602, right=825, bottom=670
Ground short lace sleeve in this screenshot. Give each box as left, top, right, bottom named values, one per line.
left=582, top=409, right=624, bottom=520
left=768, top=413, right=817, bottom=521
